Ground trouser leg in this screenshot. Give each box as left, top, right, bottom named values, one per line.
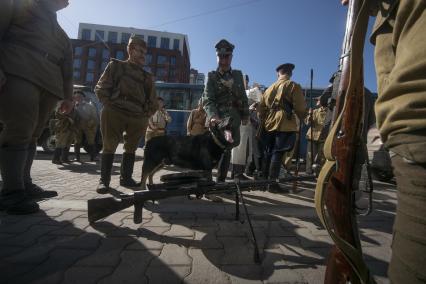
left=120, top=152, right=140, bottom=187
left=217, top=150, right=231, bottom=182
left=388, top=155, right=426, bottom=283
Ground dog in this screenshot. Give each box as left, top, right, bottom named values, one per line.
left=140, top=117, right=234, bottom=189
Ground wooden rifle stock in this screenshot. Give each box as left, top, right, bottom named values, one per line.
left=314, top=0, right=375, bottom=283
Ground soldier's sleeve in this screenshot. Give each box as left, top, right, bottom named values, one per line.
left=0, top=0, right=13, bottom=83
left=95, top=61, right=115, bottom=104
left=202, top=72, right=218, bottom=120
left=145, top=74, right=158, bottom=117
left=0, top=0, right=13, bottom=40
left=292, top=83, right=307, bottom=121
left=61, top=40, right=74, bottom=100
left=258, top=87, right=270, bottom=121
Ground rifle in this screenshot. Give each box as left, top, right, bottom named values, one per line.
left=314, top=0, right=375, bottom=283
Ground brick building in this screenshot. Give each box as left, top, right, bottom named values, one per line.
left=72, top=23, right=191, bottom=88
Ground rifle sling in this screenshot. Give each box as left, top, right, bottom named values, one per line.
left=315, top=0, right=376, bottom=283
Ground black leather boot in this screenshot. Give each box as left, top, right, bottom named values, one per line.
left=96, top=153, right=114, bottom=194
left=261, top=155, right=272, bottom=180
left=120, top=153, right=140, bottom=187
left=61, top=146, right=71, bottom=163
left=52, top=148, right=62, bottom=164
left=216, top=150, right=231, bottom=182
left=24, top=142, right=57, bottom=199
left=268, top=161, right=288, bottom=193
left=74, top=143, right=81, bottom=162
left=88, top=144, right=97, bottom=162
left=0, top=145, right=39, bottom=214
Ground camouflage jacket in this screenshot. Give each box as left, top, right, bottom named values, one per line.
left=95, top=59, right=158, bottom=117
left=0, top=0, right=73, bottom=99
left=202, top=68, right=249, bottom=126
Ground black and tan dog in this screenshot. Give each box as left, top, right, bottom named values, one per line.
left=140, top=117, right=234, bottom=189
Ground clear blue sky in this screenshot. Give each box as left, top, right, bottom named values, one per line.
left=58, top=0, right=377, bottom=91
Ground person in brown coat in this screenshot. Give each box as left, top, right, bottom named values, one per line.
left=0, top=0, right=73, bottom=215
left=187, top=98, right=208, bottom=136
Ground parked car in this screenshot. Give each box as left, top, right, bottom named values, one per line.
left=366, top=124, right=394, bottom=182
left=37, top=85, right=103, bottom=153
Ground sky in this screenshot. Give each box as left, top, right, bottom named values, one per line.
left=58, top=0, right=378, bottom=91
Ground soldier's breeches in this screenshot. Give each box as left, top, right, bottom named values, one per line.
left=0, top=75, right=57, bottom=146
left=374, top=0, right=426, bottom=163
left=388, top=155, right=426, bottom=283
left=100, top=106, right=148, bottom=154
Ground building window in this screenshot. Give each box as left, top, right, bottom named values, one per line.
left=160, top=37, right=170, bottom=49
left=87, top=60, right=96, bottom=71
left=101, top=61, right=108, bottom=72
left=108, top=31, right=118, bottom=43
left=121, top=32, right=131, bottom=44
left=144, top=66, right=152, bottom=73
left=73, top=59, right=81, bottom=69
left=170, top=56, right=176, bottom=65
left=73, top=70, right=80, bottom=80
left=74, top=47, right=83, bottom=57
left=102, top=48, right=110, bottom=60
left=95, top=30, right=104, bottom=41
left=173, top=39, right=180, bottom=50
left=169, top=68, right=176, bottom=79
left=86, top=72, right=95, bottom=83
left=136, top=34, right=144, bottom=39
left=157, top=55, right=167, bottom=65
left=156, top=67, right=167, bottom=77
left=145, top=53, right=152, bottom=65
left=88, top=47, right=97, bottom=58
left=147, top=36, right=157, bottom=47
left=82, top=29, right=91, bottom=40
left=116, top=50, right=125, bottom=60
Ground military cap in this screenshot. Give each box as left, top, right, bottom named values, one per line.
left=128, top=35, right=147, bottom=49
left=215, top=39, right=235, bottom=55
left=276, top=63, right=295, bottom=73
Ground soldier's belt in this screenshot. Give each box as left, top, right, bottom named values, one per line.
left=10, top=41, right=62, bottom=66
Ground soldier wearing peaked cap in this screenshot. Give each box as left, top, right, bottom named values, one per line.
left=258, top=63, right=307, bottom=190
left=0, top=0, right=72, bottom=215
left=95, top=35, right=158, bottom=193
left=202, top=39, right=249, bottom=184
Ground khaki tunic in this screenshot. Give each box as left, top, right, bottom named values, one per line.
left=95, top=59, right=158, bottom=154
left=187, top=108, right=208, bottom=136
left=145, top=109, right=172, bottom=143
left=0, top=0, right=73, bottom=100
left=305, top=107, right=327, bottom=141
left=258, top=76, right=307, bottom=132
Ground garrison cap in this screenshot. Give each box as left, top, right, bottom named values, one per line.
left=276, top=63, right=295, bottom=73
left=128, top=35, right=147, bottom=49
left=215, top=39, right=235, bottom=55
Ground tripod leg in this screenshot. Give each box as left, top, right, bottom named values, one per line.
left=235, top=191, right=240, bottom=221
left=235, top=183, right=261, bottom=264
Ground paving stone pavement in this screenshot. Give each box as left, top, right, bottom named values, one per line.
left=0, top=147, right=396, bottom=284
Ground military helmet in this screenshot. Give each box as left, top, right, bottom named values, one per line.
left=215, top=39, right=235, bottom=55
left=128, top=35, right=147, bottom=49
left=276, top=63, right=295, bottom=73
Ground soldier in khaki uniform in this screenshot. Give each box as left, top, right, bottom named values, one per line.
left=95, top=35, right=157, bottom=193
left=0, top=0, right=73, bottom=215
left=202, top=39, right=249, bottom=183
left=187, top=98, right=208, bottom=136
left=51, top=103, right=78, bottom=164
left=258, top=63, right=306, bottom=189
left=145, top=97, right=172, bottom=143
left=305, top=96, right=328, bottom=174
left=340, top=0, right=426, bottom=282
left=73, top=92, right=99, bottom=162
